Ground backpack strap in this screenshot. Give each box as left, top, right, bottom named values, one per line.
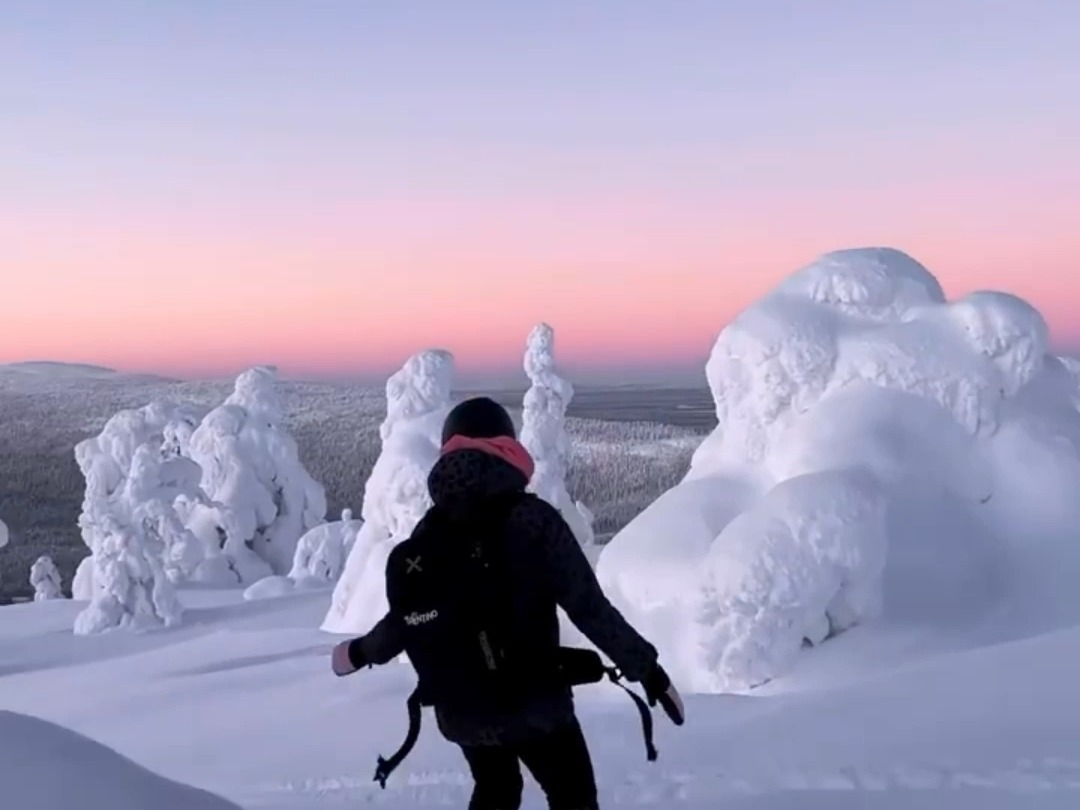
left=373, top=687, right=423, bottom=789
left=374, top=493, right=528, bottom=789
left=604, top=666, right=659, bottom=762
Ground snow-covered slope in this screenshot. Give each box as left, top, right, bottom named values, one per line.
left=2, top=589, right=1079, bottom=809
left=598, top=247, right=1080, bottom=693
left=0, top=707, right=240, bottom=810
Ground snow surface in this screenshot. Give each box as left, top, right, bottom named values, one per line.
left=597, top=247, right=1080, bottom=693
left=520, top=322, right=596, bottom=546
left=3, top=588, right=1080, bottom=809
left=323, top=350, right=455, bottom=634
left=0, top=707, right=240, bottom=810
left=0, top=516, right=7, bottom=549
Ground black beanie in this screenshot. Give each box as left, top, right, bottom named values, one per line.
left=441, top=397, right=516, bottom=445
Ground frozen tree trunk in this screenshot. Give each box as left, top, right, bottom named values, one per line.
left=323, top=350, right=455, bottom=634
left=30, top=556, right=64, bottom=601
left=520, top=323, right=595, bottom=547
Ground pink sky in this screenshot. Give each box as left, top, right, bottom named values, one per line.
left=5, top=3, right=1079, bottom=383
left=5, top=164, right=1079, bottom=383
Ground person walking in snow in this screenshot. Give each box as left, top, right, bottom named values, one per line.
left=330, top=396, right=684, bottom=810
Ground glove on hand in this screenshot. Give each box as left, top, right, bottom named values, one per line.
left=642, top=662, right=685, bottom=726
left=331, top=639, right=366, bottom=677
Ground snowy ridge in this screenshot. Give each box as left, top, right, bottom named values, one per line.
left=598, top=247, right=1080, bottom=693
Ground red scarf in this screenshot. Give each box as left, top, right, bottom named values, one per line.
left=440, top=434, right=535, bottom=481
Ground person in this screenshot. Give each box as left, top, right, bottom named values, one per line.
left=330, top=396, right=684, bottom=810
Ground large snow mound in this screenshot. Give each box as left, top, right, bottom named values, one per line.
left=598, top=247, right=1080, bottom=693
left=0, top=709, right=240, bottom=810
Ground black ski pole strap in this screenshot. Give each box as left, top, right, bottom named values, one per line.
left=373, top=688, right=423, bottom=789
left=605, top=668, right=658, bottom=762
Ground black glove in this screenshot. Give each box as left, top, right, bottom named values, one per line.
left=642, top=662, right=685, bottom=726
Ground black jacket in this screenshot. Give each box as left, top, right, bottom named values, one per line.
left=350, top=444, right=659, bottom=745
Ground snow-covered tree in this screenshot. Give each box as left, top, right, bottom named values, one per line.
left=125, top=445, right=212, bottom=583
left=185, top=366, right=327, bottom=583
left=72, top=401, right=210, bottom=601
left=29, top=555, right=64, bottom=601
left=288, top=507, right=363, bottom=584
left=520, top=323, right=595, bottom=546
left=322, top=349, right=455, bottom=633
left=161, top=404, right=206, bottom=459
left=597, top=246, right=1080, bottom=693
left=74, top=512, right=182, bottom=635
left=0, top=516, right=7, bottom=592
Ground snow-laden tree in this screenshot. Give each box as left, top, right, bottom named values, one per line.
left=72, top=401, right=210, bottom=601
left=597, top=246, right=1080, bottom=693
left=161, top=405, right=206, bottom=460
left=185, top=366, right=327, bottom=583
left=520, top=323, right=595, bottom=546
left=125, top=445, right=213, bottom=583
left=288, top=507, right=363, bottom=584
left=29, top=555, right=64, bottom=601
left=322, top=349, right=455, bottom=633
left=74, top=512, right=183, bottom=635
left=0, top=517, right=7, bottom=592
left=75, top=443, right=199, bottom=633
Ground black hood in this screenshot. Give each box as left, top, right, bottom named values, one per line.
left=427, top=447, right=529, bottom=509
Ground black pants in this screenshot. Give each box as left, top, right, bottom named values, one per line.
left=460, top=719, right=599, bottom=810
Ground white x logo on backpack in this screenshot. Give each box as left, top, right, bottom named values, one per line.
left=405, top=556, right=422, bottom=574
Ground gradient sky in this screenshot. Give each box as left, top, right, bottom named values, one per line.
left=3, top=1, right=1079, bottom=384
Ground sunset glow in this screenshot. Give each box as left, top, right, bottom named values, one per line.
left=4, top=2, right=1079, bottom=382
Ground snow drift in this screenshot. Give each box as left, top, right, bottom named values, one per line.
left=597, top=247, right=1080, bottom=693
left=322, top=350, right=455, bottom=634
left=0, top=710, right=240, bottom=810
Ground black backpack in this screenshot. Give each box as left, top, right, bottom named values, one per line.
left=386, top=490, right=559, bottom=712
left=372, top=490, right=659, bottom=788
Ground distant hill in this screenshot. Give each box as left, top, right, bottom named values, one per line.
left=0, top=361, right=173, bottom=383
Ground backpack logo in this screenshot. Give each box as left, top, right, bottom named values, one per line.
left=404, top=609, right=439, bottom=626
left=405, top=556, right=423, bottom=574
